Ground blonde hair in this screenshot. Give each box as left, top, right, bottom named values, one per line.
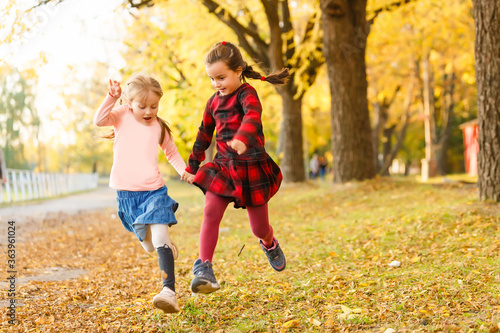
left=102, top=74, right=172, bottom=144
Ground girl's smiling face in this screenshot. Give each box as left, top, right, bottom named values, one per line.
left=130, top=90, right=161, bottom=126
left=206, top=60, right=242, bottom=96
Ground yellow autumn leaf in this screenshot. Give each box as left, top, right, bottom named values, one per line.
left=340, top=304, right=352, bottom=313
left=283, top=319, right=300, bottom=328
left=338, top=313, right=360, bottom=320
left=325, top=318, right=336, bottom=328
left=311, top=318, right=321, bottom=326
left=410, top=256, right=421, bottom=263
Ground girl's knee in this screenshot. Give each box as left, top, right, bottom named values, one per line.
left=150, top=224, right=172, bottom=249
left=141, top=240, right=155, bottom=252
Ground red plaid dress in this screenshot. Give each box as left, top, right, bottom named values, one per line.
left=186, top=83, right=282, bottom=208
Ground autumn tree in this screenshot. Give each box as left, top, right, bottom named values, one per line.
left=0, top=68, right=40, bottom=169
left=472, top=0, right=500, bottom=201
left=319, top=0, right=375, bottom=182
left=127, top=0, right=324, bottom=183
left=367, top=0, right=475, bottom=177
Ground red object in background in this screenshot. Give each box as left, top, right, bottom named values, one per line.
left=460, top=119, right=479, bottom=176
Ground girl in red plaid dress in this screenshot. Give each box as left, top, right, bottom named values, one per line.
left=181, top=41, right=289, bottom=294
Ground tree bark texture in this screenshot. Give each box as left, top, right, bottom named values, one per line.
left=436, top=71, right=455, bottom=175
left=473, top=0, right=500, bottom=201
left=320, top=0, right=375, bottom=183
left=278, top=91, right=305, bottom=181
left=422, top=54, right=437, bottom=179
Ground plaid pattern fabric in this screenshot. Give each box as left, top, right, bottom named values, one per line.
left=186, top=83, right=282, bottom=208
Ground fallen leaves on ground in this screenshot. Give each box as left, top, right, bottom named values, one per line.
left=1, top=178, right=500, bottom=332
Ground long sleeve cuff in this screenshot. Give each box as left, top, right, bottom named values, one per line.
left=185, top=164, right=198, bottom=175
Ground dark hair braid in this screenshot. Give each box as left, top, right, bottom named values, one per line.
left=242, top=64, right=289, bottom=85
left=205, top=41, right=290, bottom=86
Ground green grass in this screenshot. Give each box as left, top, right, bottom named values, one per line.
left=3, top=177, right=500, bottom=332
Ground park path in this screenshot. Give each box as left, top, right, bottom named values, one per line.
left=0, top=185, right=117, bottom=224
left=0, top=186, right=117, bottom=304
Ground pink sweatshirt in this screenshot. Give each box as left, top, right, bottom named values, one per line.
left=94, top=94, right=186, bottom=191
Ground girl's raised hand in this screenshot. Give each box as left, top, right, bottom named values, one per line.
left=227, top=139, right=247, bottom=155
left=109, top=79, right=122, bottom=98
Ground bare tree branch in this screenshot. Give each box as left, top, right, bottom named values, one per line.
left=367, top=0, right=417, bottom=25
left=260, top=0, right=284, bottom=70
left=127, top=0, right=155, bottom=9
left=281, top=0, right=295, bottom=64
left=378, top=74, right=415, bottom=176
left=29, top=0, right=65, bottom=12
left=201, top=0, right=269, bottom=68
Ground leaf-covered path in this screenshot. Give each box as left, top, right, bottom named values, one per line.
left=1, top=178, right=500, bottom=332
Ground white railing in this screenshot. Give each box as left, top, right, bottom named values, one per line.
left=0, top=169, right=99, bottom=204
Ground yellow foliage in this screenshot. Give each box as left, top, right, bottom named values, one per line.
left=367, top=0, right=476, bottom=153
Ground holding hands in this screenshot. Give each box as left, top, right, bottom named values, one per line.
left=181, top=171, right=195, bottom=184
left=109, top=79, right=122, bottom=98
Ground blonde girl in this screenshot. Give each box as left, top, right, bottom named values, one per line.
left=94, top=74, right=187, bottom=313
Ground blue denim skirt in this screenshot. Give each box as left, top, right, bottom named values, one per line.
left=116, top=186, right=178, bottom=242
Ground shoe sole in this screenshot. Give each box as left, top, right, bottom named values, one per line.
left=261, top=245, right=287, bottom=272
left=270, top=259, right=286, bottom=272
left=191, top=280, right=220, bottom=294
left=152, top=297, right=180, bottom=313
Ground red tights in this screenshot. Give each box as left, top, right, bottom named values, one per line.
left=199, top=191, right=274, bottom=262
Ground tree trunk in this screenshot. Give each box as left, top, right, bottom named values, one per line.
left=378, top=74, right=414, bottom=176
left=473, top=0, right=500, bottom=201
left=372, top=103, right=381, bottom=171
left=320, top=0, right=375, bottom=183
left=372, top=102, right=387, bottom=173
left=381, top=125, right=395, bottom=176
left=379, top=114, right=410, bottom=177
left=372, top=86, right=399, bottom=174
left=278, top=89, right=305, bottom=182
left=421, top=53, right=437, bottom=180
left=436, top=71, right=455, bottom=175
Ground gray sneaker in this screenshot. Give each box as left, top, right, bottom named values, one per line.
left=260, top=237, right=286, bottom=272
left=190, top=259, right=220, bottom=294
